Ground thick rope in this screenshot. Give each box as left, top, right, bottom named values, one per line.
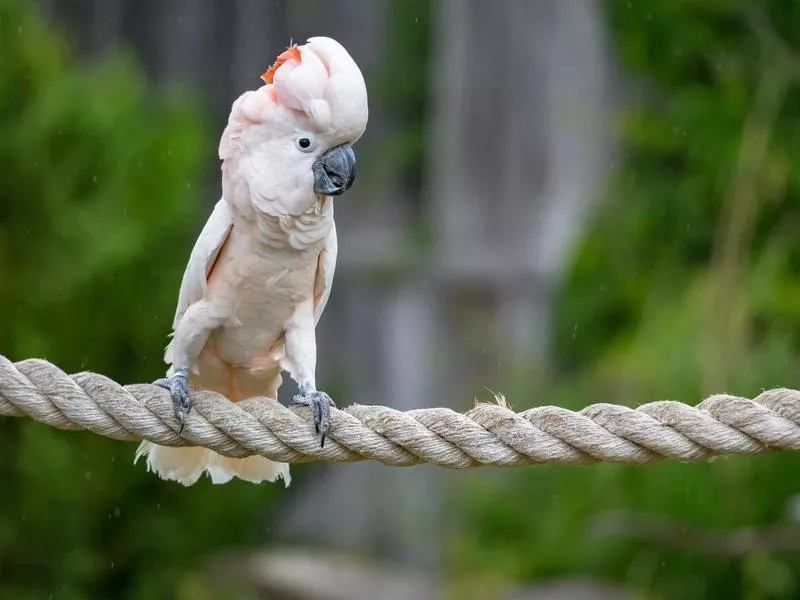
left=2, top=354, right=800, bottom=467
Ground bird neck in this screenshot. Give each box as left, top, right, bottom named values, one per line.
left=252, top=195, right=334, bottom=253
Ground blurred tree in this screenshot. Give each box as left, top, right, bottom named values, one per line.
left=554, top=1, right=800, bottom=393
left=0, top=1, right=284, bottom=598
left=452, top=2, right=800, bottom=599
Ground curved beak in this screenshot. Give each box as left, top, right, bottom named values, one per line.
left=313, top=143, right=357, bottom=196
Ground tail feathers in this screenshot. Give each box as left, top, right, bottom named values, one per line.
left=135, top=441, right=291, bottom=487
left=134, top=443, right=210, bottom=486
left=207, top=453, right=292, bottom=486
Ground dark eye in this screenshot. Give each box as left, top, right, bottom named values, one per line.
left=295, top=133, right=316, bottom=153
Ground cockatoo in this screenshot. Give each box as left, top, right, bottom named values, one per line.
left=135, top=37, right=368, bottom=486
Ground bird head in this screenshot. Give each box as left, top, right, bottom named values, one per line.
left=220, top=37, right=368, bottom=216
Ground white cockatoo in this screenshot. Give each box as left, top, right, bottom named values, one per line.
left=135, top=37, right=368, bottom=486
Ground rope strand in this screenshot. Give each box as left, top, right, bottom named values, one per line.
left=2, top=355, right=799, bottom=467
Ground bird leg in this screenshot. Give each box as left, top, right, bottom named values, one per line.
left=292, top=380, right=336, bottom=447
left=154, top=367, right=192, bottom=431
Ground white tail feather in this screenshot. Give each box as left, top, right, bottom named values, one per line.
left=135, top=441, right=290, bottom=487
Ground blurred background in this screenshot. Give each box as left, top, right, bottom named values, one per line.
left=2, top=0, right=800, bottom=598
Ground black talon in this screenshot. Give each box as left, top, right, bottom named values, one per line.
left=292, top=386, right=335, bottom=446
left=154, top=368, right=192, bottom=432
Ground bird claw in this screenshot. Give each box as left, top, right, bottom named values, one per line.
left=154, top=368, right=192, bottom=432
left=292, top=387, right=336, bottom=447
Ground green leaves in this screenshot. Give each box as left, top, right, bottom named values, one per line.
left=0, top=2, right=284, bottom=599
left=455, top=3, right=800, bottom=598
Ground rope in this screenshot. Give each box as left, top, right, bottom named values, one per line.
left=2, top=354, right=800, bottom=467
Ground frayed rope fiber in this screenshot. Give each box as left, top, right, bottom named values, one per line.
left=2, top=355, right=800, bottom=467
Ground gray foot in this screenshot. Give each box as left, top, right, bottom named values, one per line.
left=154, top=368, right=191, bottom=431
left=292, top=384, right=336, bottom=447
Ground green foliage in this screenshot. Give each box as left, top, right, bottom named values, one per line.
left=0, top=1, right=284, bottom=598
left=0, top=0, right=201, bottom=377
left=451, top=2, right=800, bottom=599
left=554, top=1, right=800, bottom=374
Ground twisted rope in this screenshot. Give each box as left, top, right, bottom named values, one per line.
left=2, top=354, right=800, bottom=467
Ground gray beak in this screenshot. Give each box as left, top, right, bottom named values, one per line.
left=313, top=143, right=357, bottom=196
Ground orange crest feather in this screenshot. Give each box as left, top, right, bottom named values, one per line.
left=260, top=44, right=302, bottom=84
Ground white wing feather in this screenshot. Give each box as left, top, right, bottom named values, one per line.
left=164, top=198, right=233, bottom=365
left=313, top=222, right=338, bottom=325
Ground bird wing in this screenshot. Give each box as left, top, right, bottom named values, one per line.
left=171, top=198, right=233, bottom=330
left=312, top=222, right=338, bottom=326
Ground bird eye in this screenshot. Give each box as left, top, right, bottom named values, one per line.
left=295, top=133, right=315, bottom=153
